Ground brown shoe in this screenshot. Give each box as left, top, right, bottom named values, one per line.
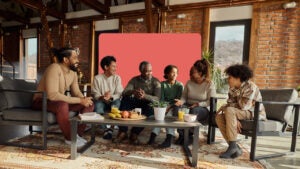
left=112, top=132, right=127, bottom=143
left=130, top=133, right=141, bottom=145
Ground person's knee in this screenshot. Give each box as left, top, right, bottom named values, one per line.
left=94, top=101, right=105, bottom=113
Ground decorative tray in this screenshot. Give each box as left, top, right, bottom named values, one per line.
left=112, top=115, right=147, bottom=121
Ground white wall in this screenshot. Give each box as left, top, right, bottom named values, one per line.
left=210, top=5, right=252, bottom=21
left=95, top=19, right=119, bottom=31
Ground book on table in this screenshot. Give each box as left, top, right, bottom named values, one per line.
left=79, top=112, right=104, bottom=121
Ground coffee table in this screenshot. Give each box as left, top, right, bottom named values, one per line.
left=70, top=116, right=201, bottom=167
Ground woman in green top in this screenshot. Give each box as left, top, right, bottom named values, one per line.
left=147, top=65, right=184, bottom=148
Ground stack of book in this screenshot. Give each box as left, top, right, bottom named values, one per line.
left=79, top=112, right=104, bottom=121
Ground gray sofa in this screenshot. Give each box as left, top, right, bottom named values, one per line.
left=207, top=88, right=300, bottom=161
left=0, top=77, right=77, bottom=149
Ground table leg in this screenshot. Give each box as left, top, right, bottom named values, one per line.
left=70, top=119, right=78, bottom=160
left=192, top=126, right=199, bottom=167
left=184, top=128, right=189, bottom=147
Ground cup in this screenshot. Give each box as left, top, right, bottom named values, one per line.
left=134, top=108, right=142, bottom=115
left=178, top=109, right=185, bottom=121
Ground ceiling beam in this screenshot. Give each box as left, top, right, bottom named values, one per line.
left=152, top=0, right=165, bottom=7
left=80, top=0, right=110, bottom=14
left=0, top=9, right=30, bottom=24
left=11, top=0, right=65, bottom=19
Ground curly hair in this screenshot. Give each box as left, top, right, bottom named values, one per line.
left=163, top=65, right=178, bottom=79
left=100, top=56, right=116, bottom=70
left=225, top=64, right=253, bottom=82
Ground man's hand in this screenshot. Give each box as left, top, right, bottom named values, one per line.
left=99, top=91, right=112, bottom=103
left=81, top=97, right=93, bottom=107
left=216, top=105, right=226, bottom=114
left=134, top=88, right=145, bottom=99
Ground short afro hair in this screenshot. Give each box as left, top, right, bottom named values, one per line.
left=100, top=56, right=116, bottom=70
left=225, top=64, right=253, bottom=82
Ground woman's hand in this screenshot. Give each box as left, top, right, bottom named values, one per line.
left=189, top=103, right=199, bottom=109
left=174, top=99, right=182, bottom=106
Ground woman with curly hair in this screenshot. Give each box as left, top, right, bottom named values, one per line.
left=216, top=64, right=266, bottom=159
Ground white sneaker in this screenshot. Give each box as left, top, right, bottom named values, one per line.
left=77, top=134, right=87, bottom=144
left=65, top=139, right=85, bottom=148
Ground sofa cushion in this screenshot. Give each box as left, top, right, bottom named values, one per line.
left=240, top=119, right=283, bottom=132
left=0, top=77, right=37, bottom=109
left=261, top=89, right=298, bottom=123
left=2, top=109, right=78, bottom=124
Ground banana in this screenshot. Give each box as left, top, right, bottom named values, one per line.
left=108, top=113, right=116, bottom=118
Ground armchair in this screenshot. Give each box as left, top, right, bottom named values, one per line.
left=207, top=89, right=299, bottom=161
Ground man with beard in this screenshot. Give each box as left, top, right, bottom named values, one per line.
left=32, top=47, right=94, bottom=148
left=113, top=61, right=161, bottom=144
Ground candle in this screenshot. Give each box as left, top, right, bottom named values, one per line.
left=83, top=84, right=87, bottom=97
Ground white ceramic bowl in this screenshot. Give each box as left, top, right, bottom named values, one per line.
left=184, top=114, right=197, bottom=122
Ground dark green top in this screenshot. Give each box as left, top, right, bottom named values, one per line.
left=161, top=80, right=184, bottom=105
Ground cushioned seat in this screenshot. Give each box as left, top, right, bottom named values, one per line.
left=2, top=109, right=77, bottom=124
left=207, top=88, right=300, bottom=161
left=0, top=77, right=78, bottom=149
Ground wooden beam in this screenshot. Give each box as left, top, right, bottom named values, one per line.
left=145, top=0, right=154, bottom=33
left=11, top=0, right=65, bottom=19
left=80, top=0, right=109, bottom=14
left=201, top=8, right=210, bottom=52
left=0, top=9, right=30, bottom=24
left=152, top=0, right=165, bottom=7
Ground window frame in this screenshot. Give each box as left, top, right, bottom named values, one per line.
left=209, top=19, right=251, bottom=65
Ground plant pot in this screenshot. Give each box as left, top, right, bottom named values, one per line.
left=154, top=107, right=167, bottom=121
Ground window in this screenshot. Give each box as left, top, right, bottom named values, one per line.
left=209, top=19, right=251, bottom=70
left=23, top=38, right=37, bottom=80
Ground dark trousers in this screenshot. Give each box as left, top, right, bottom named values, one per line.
left=118, top=96, right=153, bottom=135
left=32, top=98, right=94, bottom=140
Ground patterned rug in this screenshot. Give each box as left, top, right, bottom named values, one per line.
left=0, top=128, right=264, bottom=169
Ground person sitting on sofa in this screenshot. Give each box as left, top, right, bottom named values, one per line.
left=113, top=61, right=161, bottom=144
left=147, top=64, right=183, bottom=148
left=32, top=47, right=94, bottom=148
left=215, top=64, right=266, bottom=159
left=174, top=59, right=216, bottom=145
left=92, top=55, right=123, bottom=140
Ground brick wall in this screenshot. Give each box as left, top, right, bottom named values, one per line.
left=39, top=22, right=92, bottom=82
left=37, top=2, right=299, bottom=89
left=252, top=0, right=300, bottom=89
left=161, top=10, right=203, bottom=33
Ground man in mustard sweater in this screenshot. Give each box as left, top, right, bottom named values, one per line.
left=32, top=47, right=94, bottom=147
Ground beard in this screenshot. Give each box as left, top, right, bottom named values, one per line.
left=70, top=63, right=79, bottom=72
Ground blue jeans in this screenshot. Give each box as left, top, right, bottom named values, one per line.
left=151, top=105, right=179, bottom=136
left=94, top=99, right=121, bottom=114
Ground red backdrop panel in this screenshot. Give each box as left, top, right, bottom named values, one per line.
left=99, top=33, right=201, bottom=87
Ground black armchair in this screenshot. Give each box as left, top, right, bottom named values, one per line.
left=207, top=89, right=299, bottom=161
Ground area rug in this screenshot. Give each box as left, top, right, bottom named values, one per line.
left=0, top=128, right=264, bottom=169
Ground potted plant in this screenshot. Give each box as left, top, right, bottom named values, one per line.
left=202, top=50, right=228, bottom=94
left=150, top=101, right=168, bottom=121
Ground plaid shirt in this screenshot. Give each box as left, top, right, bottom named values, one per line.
left=226, top=81, right=266, bottom=120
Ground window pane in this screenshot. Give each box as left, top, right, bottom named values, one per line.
left=214, top=25, right=245, bottom=70
left=26, top=38, right=37, bottom=80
